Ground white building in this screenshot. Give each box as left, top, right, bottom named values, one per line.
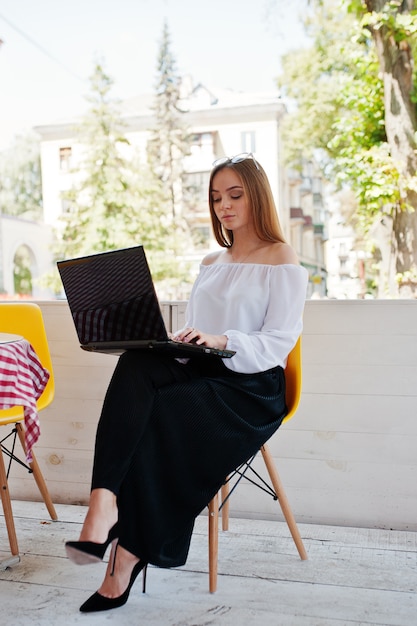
left=2, top=84, right=329, bottom=298
left=285, top=160, right=329, bottom=298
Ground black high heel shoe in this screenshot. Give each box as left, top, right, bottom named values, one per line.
left=79, top=543, right=148, bottom=613
left=65, top=522, right=119, bottom=565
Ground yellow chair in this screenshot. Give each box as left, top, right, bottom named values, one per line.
left=208, top=336, right=307, bottom=592
left=0, top=302, right=57, bottom=558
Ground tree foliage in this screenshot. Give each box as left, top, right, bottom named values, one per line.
left=278, top=0, right=417, bottom=295
left=50, top=61, right=193, bottom=297
left=0, top=133, right=43, bottom=221
left=148, top=21, right=192, bottom=225
left=279, top=2, right=387, bottom=202
left=57, top=63, right=167, bottom=256
left=145, top=21, right=196, bottom=295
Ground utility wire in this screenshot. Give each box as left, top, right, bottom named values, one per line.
left=0, top=11, right=86, bottom=83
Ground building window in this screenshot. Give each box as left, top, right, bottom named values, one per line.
left=241, top=131, right=256, bottom=153
left=61, top=198, right=72, bottom=214
left=192, top=225, right=210, bottom=248
left=184, top=171, right=210, bottom=204
left=59, top=147, right=72, bottom=172
left=191, top=133, right=213, bottom=149
left=189, top=133, right=214, bottom=161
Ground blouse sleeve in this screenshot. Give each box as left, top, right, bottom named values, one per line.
left=223, top=265, right=308, bottom=373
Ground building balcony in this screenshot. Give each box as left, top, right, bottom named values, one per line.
left=313, top=223, right=328, bottom=241
left=338, top=252, right=349, bottom=260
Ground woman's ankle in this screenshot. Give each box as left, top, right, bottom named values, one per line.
left=99, top=544, right=140, bottom=598
left=79, top=489, right=118, bottom=542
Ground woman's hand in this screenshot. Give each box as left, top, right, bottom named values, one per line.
left=173, top=327, right=228, bottom=350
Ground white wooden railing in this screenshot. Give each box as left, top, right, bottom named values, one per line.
left=5, top=299, right=417, bottom=531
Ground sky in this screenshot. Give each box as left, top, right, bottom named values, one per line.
left=0, top=0, right=309, bottom=150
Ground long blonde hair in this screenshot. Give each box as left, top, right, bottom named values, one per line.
left=208, top=158, right=287, bottom=247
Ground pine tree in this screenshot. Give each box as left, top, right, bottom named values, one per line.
left=56, top=62, right=168, bottom=258
left=48, top=60, right=193, bottom=297
left=148, top=21, right=192, bottom=226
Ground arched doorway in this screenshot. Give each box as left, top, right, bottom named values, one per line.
left=13, top=244, right=36, bottom=296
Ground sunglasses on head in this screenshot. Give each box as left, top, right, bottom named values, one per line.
left=212, top=152, right=260, bottom=170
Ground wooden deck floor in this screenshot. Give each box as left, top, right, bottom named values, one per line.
left=1, top=500, right=417, bottom=625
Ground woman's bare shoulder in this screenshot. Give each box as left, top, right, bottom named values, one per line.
left=261, top=242, right=300, bottom=266
left=201, top=250, right=225, bottom=266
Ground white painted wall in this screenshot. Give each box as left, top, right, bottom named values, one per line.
left=4, top=299, right=417, bottom=531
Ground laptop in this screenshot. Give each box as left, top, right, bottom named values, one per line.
left=57, top=246, right=236, bottom=358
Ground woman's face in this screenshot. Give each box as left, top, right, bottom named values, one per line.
left=210, top=167, right=252, bottom=233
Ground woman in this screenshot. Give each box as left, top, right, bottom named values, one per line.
left=65, top=152, right=308, bottom=613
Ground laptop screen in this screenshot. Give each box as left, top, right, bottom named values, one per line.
left=57, top=247, right=168, bottom=345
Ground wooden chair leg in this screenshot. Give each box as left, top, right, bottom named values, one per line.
left=16, top=423, right=58, bottom=521
left=208, top=491, right=219, bottom=593
left=260, top=443, right=308, bottom=560
left=0, top=447, right=19, bottom=555
left=220, top=482, right=230, bottom=531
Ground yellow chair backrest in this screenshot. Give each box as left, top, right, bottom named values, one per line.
left=283, top=335, right=302, bottom=424
left=0, top=302, right=55, bottom=423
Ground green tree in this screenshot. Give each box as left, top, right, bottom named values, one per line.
left=13, top=245, right=33, bottom=295
left=0, top=133, right=43, bottom=221
left=50, top=61, right=192, bottom=296
left=148, top=21, right=192, bottom=227
left=278, top=0, right=417, bottom=296
left=348, top=0, right=417, bottom=294
left=57, top=62, right=165, bottom=256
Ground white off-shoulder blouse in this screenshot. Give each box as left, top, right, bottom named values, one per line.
left=183, top=263, right=308, bottom=374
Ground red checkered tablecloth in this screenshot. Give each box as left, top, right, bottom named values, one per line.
left=0, top=337, right=50, bottom=463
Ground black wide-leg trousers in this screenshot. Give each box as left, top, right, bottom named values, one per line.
left=91, top=351, right=287, bottom=568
